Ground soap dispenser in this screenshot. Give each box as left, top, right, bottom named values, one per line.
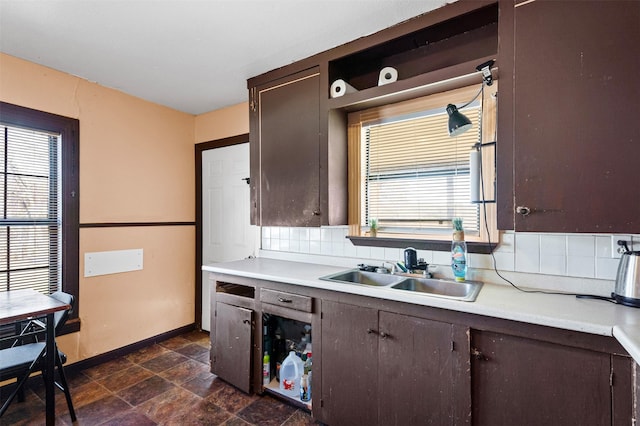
left=451, top=218, right=467, bottom=282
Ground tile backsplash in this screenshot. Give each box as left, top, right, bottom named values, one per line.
left=260, top=226, right=639, bottom=295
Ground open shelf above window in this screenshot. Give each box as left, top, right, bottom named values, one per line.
left=328, top=56, right=498, bottom=112
left=328, top=3, right=498, bottom=107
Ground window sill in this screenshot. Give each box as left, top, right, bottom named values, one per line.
left=347, top=236, right=495, bottom=254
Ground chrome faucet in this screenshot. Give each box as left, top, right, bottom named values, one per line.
left=381, top=261, right=396, bottom=274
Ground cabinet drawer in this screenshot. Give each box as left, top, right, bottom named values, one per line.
left=260, top=288, right=312, bottom=312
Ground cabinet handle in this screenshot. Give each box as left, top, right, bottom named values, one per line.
left=243, top=319, right=250, bottom=325
left=277, top=297, right=293, bottom=303
left=312, top=210, right=321, bottom=216
left=365, top=329, right=391, bottom=338
left=516, top=206, right=531, bottom=216
left=471, top=347, right=488, bottom=361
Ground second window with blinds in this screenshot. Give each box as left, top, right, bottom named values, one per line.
left=347, top=84, right=498, bottom=244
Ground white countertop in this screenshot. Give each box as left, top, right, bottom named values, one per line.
left=203, top=257, right=640, bottom=363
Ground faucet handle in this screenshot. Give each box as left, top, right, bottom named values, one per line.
left=358, top=263, right=377, bottom=272
left=381, top=261, right=396, bottom=274
left=412, top=259, right=429, bottom=270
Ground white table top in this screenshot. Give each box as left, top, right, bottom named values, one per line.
left=203, top=257, right=640, bottom=363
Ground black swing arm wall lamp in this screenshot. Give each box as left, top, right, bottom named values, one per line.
left=446, top=59, right=495, bottom=137
left=445, top=59, right=497, bottom=204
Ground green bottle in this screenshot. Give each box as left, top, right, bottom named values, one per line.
left=263, top=351, right=271, bottom=385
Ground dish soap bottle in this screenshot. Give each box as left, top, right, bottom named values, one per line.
left=451, top=217, right=467, bottom=282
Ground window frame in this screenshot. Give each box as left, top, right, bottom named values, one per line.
left=346, top=84, right=498, bottom=252
left=0, top=102, right=80, bottom=334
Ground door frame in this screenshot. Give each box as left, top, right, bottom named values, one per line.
left=195, top=133, right=250, bottom=329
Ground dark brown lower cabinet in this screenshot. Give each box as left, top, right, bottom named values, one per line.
left=319, top=300, right=458, bottom=426
left=211, top=301, right=253, bottom=394
left=208, top=274, right=636, bottom=426
left=377, top=311, right=457, bottom=426
left=319, top=300, right=378, bottom=426
left=471, top=330, right=632, bottom=426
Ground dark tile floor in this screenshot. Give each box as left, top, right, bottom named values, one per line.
left=2, top=330, right=317, bottom=425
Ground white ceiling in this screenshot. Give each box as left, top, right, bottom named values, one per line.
left=0, top=0, right=449, bottom=115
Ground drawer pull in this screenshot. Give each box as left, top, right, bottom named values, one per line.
left=260, top=288, right=312, bottom=312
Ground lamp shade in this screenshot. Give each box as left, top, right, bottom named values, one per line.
left=446, top=104, right=472, bottom=137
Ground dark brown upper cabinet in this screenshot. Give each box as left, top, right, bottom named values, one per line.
left=497, top=0, right=640, bottom=233
left=248, top=0, right=498, bottom=228
left=251, top=68, right=330, bottom=227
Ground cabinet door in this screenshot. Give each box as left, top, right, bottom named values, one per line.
left=378, top=311, right=455, bottom=426
left=471, top=330, right=612, bottom=426
left=498, top=1, right=640, bottom=232
left=211, top=302, right=253, bottom=393
left=253, top=69, right=321, bottom=227
left=319, top=300, right=378, bottom=426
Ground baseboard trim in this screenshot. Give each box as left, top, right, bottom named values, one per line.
left=66, top=323, right=199, bottom=374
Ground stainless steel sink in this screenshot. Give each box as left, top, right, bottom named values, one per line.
left=319, top=269, right=483, bottom=302
left=319, top=269, right=405, bottom=287
left=391, top=277, right=483, bottom=302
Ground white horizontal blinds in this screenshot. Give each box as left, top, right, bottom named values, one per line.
left=362, top=105, right=481, bottom=234
left=0, top=125, right=60, bottom=294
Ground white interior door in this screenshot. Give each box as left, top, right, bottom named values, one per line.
left=202, top=143, right=258, bottom=331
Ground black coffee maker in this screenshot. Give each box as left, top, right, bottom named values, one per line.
left=404, top=247, right=418, bottom=270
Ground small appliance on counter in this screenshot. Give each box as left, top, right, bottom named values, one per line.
left=404, top=247, right=418, bottom=270
left=613, top=241, right=640, bottom=307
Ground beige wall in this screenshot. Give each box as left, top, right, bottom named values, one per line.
left=1, top=53, right=197, bottom=363
left=194, top=102, right=249, bottom=143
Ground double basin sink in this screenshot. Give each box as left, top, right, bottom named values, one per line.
left=319, top=269, right=483, bottom=302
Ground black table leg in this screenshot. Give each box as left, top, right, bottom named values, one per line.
left=45, top=312, right=55, bottom=425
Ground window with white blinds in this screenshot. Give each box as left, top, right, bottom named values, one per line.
left=348, top=83, right=498, bottom=242
left=362, top=104, right=481, bottom=235
left=1, top=124, right=61, bottom=294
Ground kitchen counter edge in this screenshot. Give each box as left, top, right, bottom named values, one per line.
left=203, top=258, right=640, bottom=363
